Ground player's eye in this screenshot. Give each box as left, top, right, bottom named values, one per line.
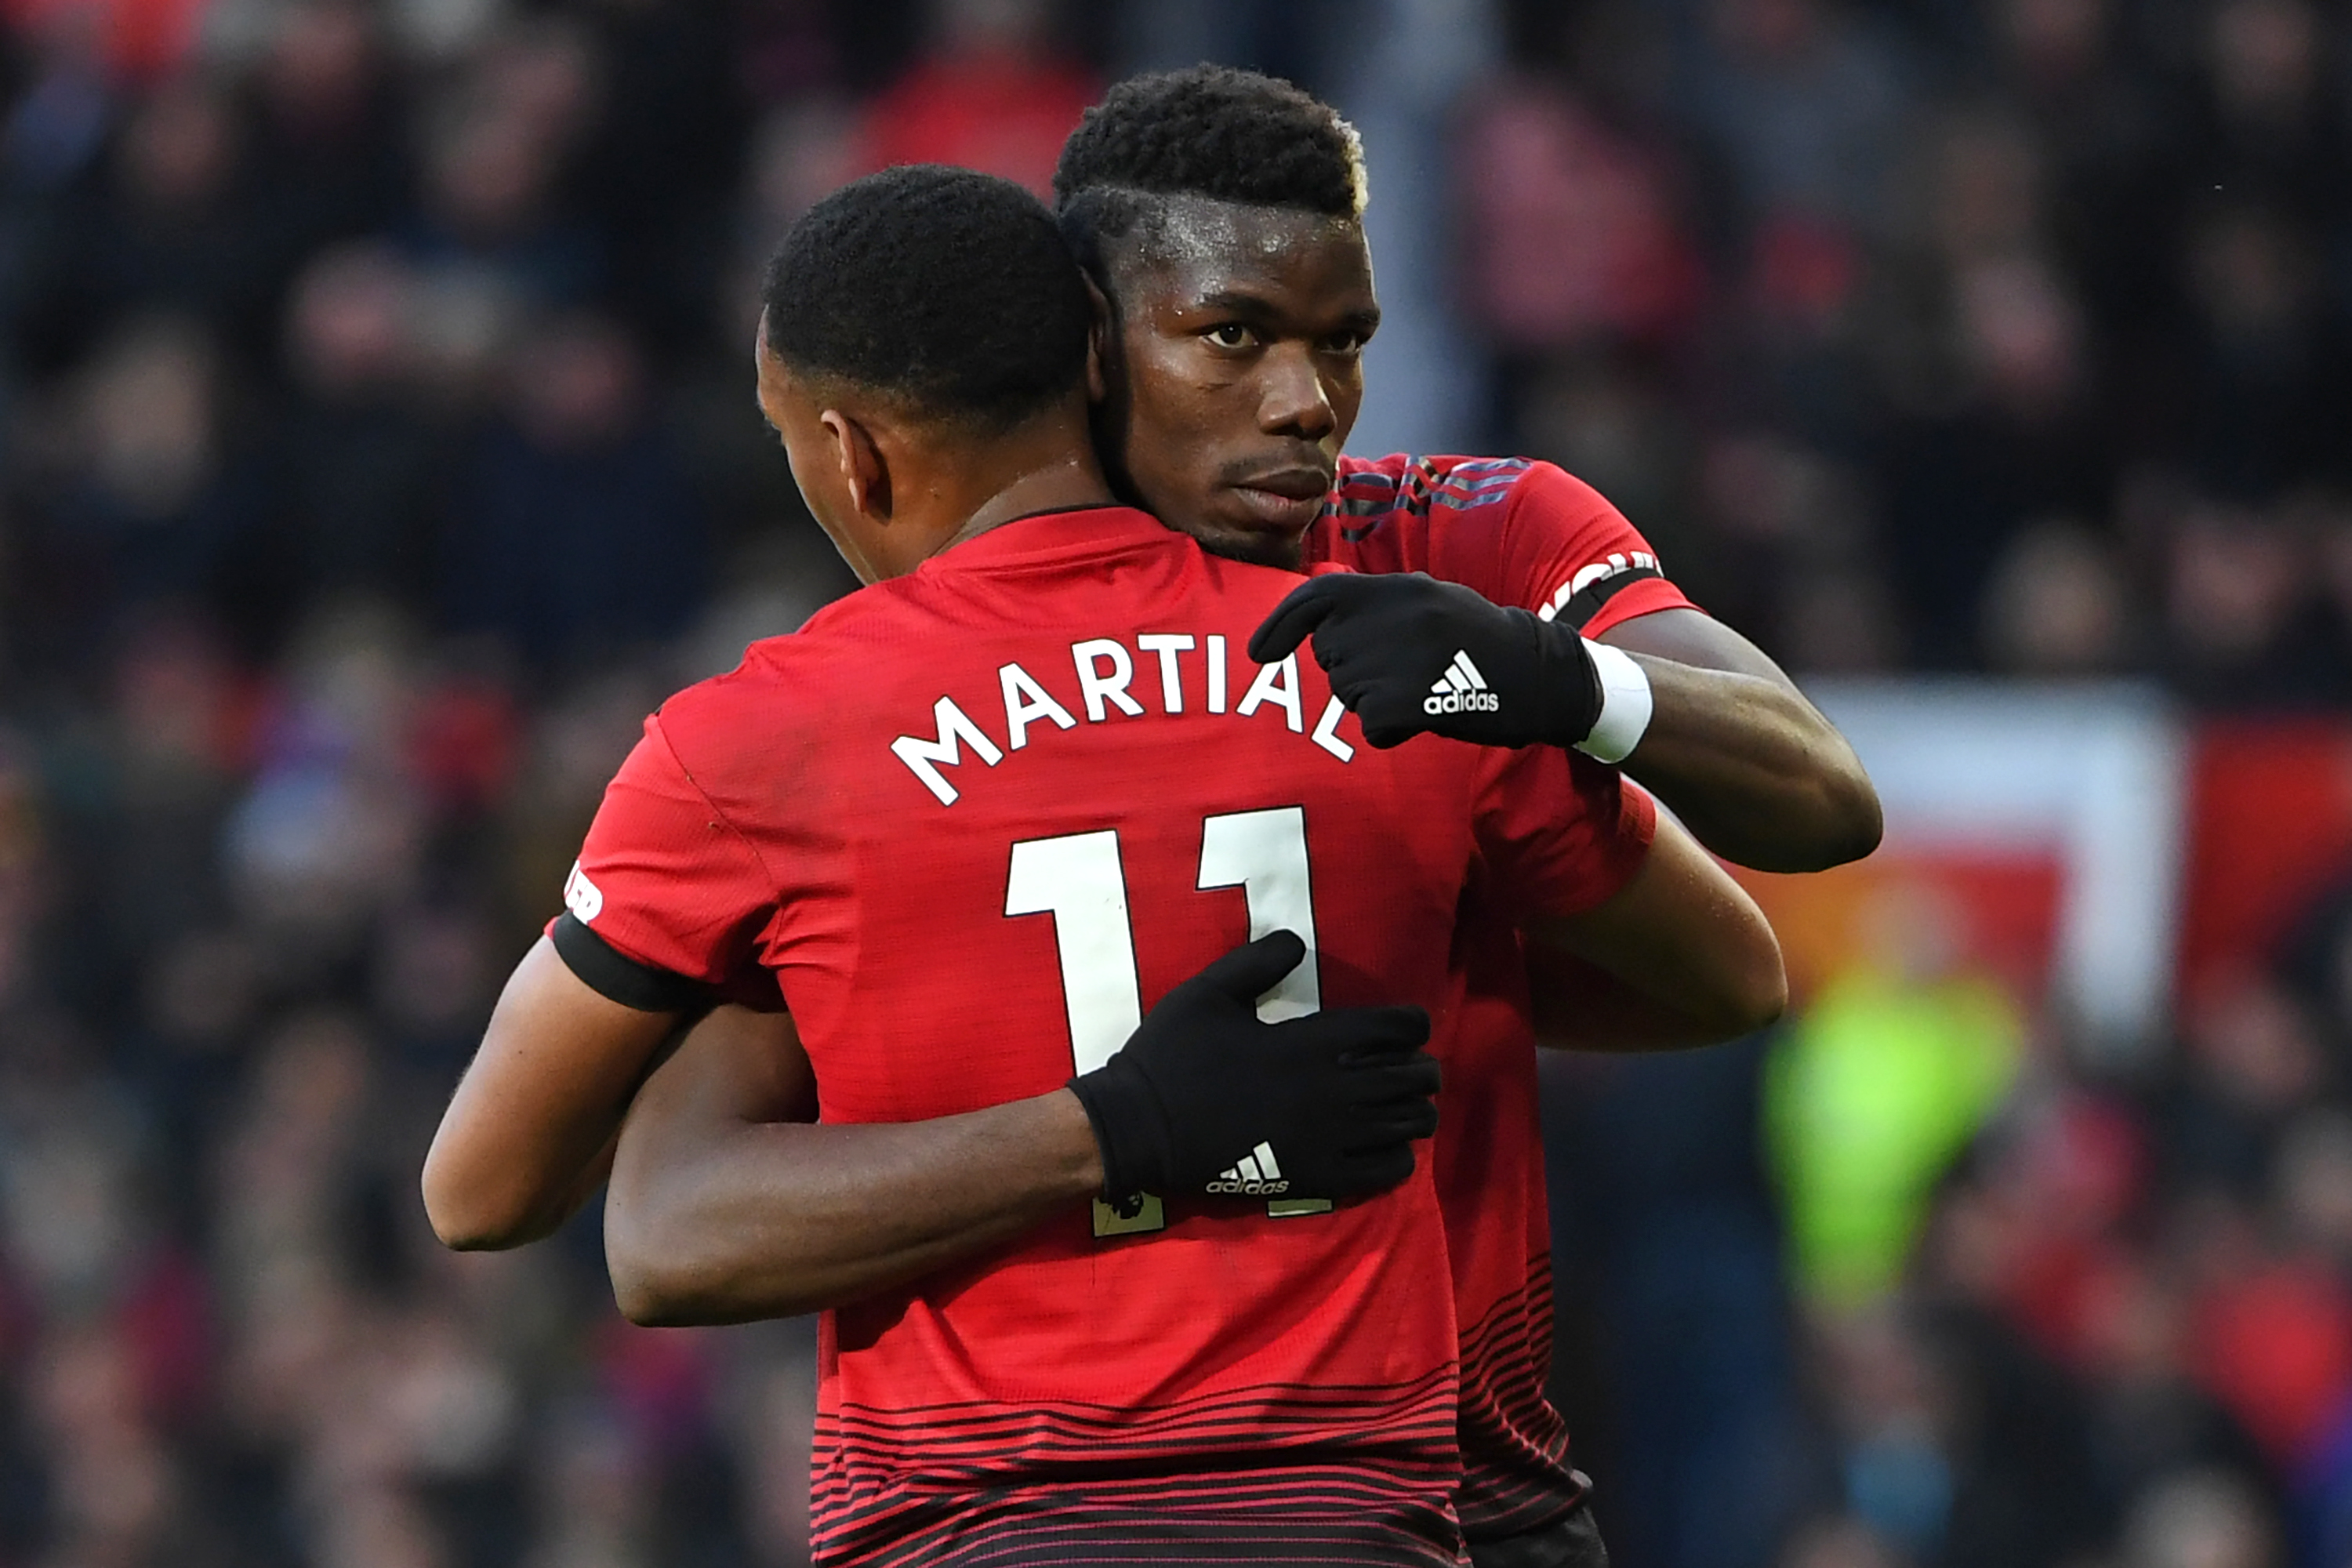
left=1203, top=323, right=1258, bottom=350
left=1321, top=331, right=1368, bottom=357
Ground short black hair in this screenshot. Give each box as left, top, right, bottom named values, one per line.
left=760, top=165, right=1090, bottom=431
left=1052, top=66, right=1367, bottom=278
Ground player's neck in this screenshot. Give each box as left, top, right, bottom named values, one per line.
left=947, top=454, right=1114, bottom=546
left=935, top=414, right=1118, bottom=556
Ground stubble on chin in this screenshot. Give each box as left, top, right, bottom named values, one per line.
left=1200, top=526, right=1308, bottom=573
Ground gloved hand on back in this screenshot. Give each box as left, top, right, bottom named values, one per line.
left=1067, top=931, right=1439, bottom=1205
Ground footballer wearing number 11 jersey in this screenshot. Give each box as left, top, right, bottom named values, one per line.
left=573, top=504, right=1654, bottom=1563
left=559, top=169, right=1675, bottom=1566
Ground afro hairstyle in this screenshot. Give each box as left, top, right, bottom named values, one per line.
left=760, top=165, right=1091, bottom=433
left=1051, top=66, right=1367, bottom=279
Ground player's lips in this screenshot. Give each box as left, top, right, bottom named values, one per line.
left=1226, top=468, right=1334, bottom=532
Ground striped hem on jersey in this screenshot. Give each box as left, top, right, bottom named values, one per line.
left=810, top=1370, right=1463, bottom=1566
left=1456, top=1250, right=1588, bottom=1542
left=811, top=1472, right=1465, bottom=1567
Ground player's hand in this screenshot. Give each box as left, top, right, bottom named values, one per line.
left=1250, top=572, right=1610, bottom=752
left=1067, top=931, right=1439, bottom=1206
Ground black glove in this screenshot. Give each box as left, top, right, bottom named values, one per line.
left=1068, top=931, right=1439, bottom=1205
left=1250, top=572, right=1602, bottom=750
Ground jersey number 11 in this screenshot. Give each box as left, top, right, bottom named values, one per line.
left=1006, top=805, right=1334, bottom=1238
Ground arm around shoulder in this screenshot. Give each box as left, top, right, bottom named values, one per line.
left=1601, top=608, right=1882, bottom=873
left=602, top=934, right=1445, bottom=1326
left=604, top=1003, right=1104, bottom=1326
left=1492, top=460, right=1878, bottom=870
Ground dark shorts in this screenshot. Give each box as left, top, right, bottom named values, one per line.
left=1466, top=1501, right=1610, bottom=1568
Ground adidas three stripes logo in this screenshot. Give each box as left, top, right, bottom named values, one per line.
left=1207, top=1142, right=1290, bottom=1195
left=1424, top=649, right=1500, bottom=715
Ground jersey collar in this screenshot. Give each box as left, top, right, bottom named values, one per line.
left=922, top=504, right=1175, bottom=575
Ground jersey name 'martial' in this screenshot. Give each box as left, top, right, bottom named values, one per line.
left=891, top=631, right=1358, bottom=806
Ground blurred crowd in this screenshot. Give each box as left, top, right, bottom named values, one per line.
left=1547, top=875, right=2352, bottom=1568
left=0, top=0, right=2347, bottom=1566
left=1471, top=0, right=2352, bottom=696
left=1497, top=2, right=2352, bottom=1564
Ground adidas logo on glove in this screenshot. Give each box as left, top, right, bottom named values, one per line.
left=1208, top=1141, right=1290, bottom=1195
left=1425, top=650, right=1501, bottom=715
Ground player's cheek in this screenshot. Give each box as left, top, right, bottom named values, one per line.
left=1322, top=362, right=1363, bottom=423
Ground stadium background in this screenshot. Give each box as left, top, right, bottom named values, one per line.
left=0, top=0, right=2348, bottom=1565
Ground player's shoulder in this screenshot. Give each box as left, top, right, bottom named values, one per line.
left=1332, top=452, right=1531, bottom=522
left=1329, top=452, right=1621, bottom=536
left=1324, top=455, right=1686, bottom=630
left=689, top=575, right=941, bottom=691
left=639, top=652, right=779, bottom=757
left=626, top=629, right=855, bottom=817
left=641, top=611, right=856, bottom=756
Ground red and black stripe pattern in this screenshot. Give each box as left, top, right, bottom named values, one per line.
left=810, top=1369, right=1466, bottom=1566
left=1454, top=1253, right=1586, bottom=1542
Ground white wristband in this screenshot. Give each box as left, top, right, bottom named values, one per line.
left=1575, top=640, right=1653, bottom=764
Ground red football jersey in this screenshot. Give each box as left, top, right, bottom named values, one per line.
left=1312, top=455, right=1696, bottom=641
left=1308, top=453, right=1693, bottom=1541
left=568, top=506, right=1654, bottom=1567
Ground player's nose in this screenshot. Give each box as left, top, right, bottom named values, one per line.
left=1257, top=343, right=1337, bottom=443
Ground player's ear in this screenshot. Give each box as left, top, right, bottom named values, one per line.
left=1082, top=274, right=1114, bottom=404
left=819, top=409, right=893, bottom=521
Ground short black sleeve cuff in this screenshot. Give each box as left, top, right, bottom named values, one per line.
left=551, top=913, right=711, bottom=1014
left=1557, top=563, right=1664, bottom=631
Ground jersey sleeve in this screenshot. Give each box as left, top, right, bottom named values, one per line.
left=556, top=713, right=779, bottom=995
left=1470, top=747, right=1658, bottom=920
left=1494, top=460, right=1700, bottom=636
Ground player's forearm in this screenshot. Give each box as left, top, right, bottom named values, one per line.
left=1250, top=577, right=1876, bottom=868
left=604, top=1089, right=1103, bottom=1325
left=1614, top=655, right=1880, bottom=873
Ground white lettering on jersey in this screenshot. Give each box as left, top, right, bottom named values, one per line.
left=1235, top=654, right=1304, bottom=732
left=1537, top=550, right=1660, bottom=624
left=1071, top=640, right=1145, bottom=721
left=891, top=696, right=1006, bottom=805
left=1000, top=661, right=1078, bottom=750
left=1310, top=696, right=1355, bottom=762
left=1135, top=634, right=1194, bottom=713
left=894, top=637, right=1354, bottom=806
left=563, top=861, right=604, bottom=922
